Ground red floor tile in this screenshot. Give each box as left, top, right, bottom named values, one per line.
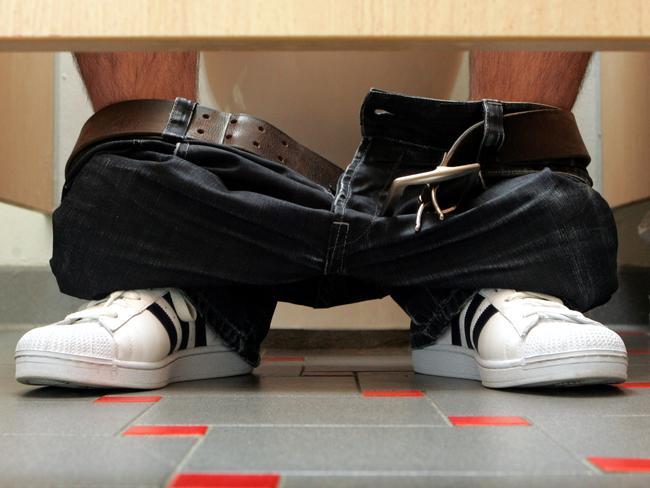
left=448, top=416, right=530, bottom=426
left=589, top=456, right=650, bottom=473
left=362, top=390, right=424, bottom=397
left=263, top=356, right=305, bottom=362
left=169, top=473, right=280, bottom=487
left=94, top=395, right=162, bottom=403
left=616, top=382, right=650, bottom=389
left=123, top=425, right=208, bottom=436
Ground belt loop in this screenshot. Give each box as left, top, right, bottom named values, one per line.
left=479, top=99, right=505, bottom=162
left=162, top=97, right=197, bottom=142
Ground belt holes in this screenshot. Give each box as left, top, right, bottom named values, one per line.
left=278, top=155, right=284, bottom=162
left=225, top=134, right=232, bottom=140
left=202, top=113, right=210, bottom=119
left=197, top=128, right=205, bottom=135
left=258, top=126, right=265, bottom=132
left=230, top=119, right=237, bottom=124
left=281, top=140, right=288, bottom=147
left=253, top=141, right=260, bottom=147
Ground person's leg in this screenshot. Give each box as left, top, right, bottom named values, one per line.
left=469, top=51, right=591, bottom=109
left=406, top=51, right=627, bottom=387
left=75, top=52, right=198, bottom=110
left=15, top=52, right=276, bottom=389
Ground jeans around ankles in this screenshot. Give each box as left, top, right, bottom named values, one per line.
left=50, top=91, right=618, bottom=365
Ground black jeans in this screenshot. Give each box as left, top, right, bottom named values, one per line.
left=50, top=91, right=618, bottom=365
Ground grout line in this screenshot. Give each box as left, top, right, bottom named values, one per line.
left=422, top=392, right=453, bottom=427
left=113, top=401, right=160, bottom=437
left=533, top=422, right=602, bottom=475
left=164, top=429, right=208, bottom=487
left=353, top=372, right=362, bottom=393
left=172, top=424, right=448, bottom=428
left=187, top=469, right=592, bottom=477
left=124, top=393, right=365, bottom=398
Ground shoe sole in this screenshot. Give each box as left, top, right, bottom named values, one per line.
left=15, top=345, right=252, bottom=389
left=412, top=344, right=628, bottom=388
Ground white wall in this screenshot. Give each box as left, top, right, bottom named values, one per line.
left=574, top=53, right=602, bottom=193
left=0, top=204, right=51, bottom=266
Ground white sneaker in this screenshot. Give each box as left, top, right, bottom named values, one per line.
left=412, top=289, right=628, bottom=388
left=15, top=288, right=251, bottom=389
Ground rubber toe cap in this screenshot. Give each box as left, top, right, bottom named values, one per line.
left=524, top=323, right=627, bottom=359
left=15, top=323, right=116, bottom=360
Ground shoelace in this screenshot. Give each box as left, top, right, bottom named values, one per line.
left=502, top=290, right=600, bottom=336
left=62, top=289, right=197, bottom=329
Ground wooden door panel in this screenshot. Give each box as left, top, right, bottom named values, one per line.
left=0, top=52, right=54, bottom=213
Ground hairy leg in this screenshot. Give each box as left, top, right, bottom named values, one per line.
left=470, top=51, right=591, bottom=109
left=75, top=52, right=198, bottom=111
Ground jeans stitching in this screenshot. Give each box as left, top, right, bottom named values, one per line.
left=324, top=221, right=347, bottom=274
left=337, top=139, right=371, bottom=216
left=337, top=223, right=349, bottom=274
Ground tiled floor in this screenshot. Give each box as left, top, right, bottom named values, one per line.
left=0, top=326, right=649, bottom=487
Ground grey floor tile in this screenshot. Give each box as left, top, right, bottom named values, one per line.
left=1, top=365, right=116, bottom=400
left=412, top=374, right=485, bottom=391
left=253, top=364, right=304, bottom=377
left=0, top=364, right=14, bottom=379
left=534, top=416, right=650, bottom=458
left=1, top=330, right=649, bottom=485
left=258, top=349, right=306, bottom=359
left=428, top=384, right=650, bottom=417
left=157, top=374, right=359, bottom=396
left=281, top=474, right=650, bottom=488
left=13, top=385, right=125, bottom=401
left=0, top=330, right=25, bottom=365
left=304, top=353, right=412, bottom=372
left=0, top=435, right=194, bottom=487
left=611, top=325, right=649, bottom=335
left=184, top=426, right=589, bottom=474
left=0, top=399, right=153, bottom=435
left=356, top=372, right=419, bottom=391
left=628, top=365, right=650, bottom=380
left=301, top=371, right=355, bottom=377
left=359, top=372, right=483, bottom=392
left=138, top=395, right=446, bottom=426
left=628, top=353, right=650, bottom=365
left=0, top=374, right=44, bottom=398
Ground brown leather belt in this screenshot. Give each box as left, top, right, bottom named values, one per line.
left=68, top=99, right=344, bottom=189
left=440, top=108, right=592, bottom=184
left=68, top=97, right=592, bottom=196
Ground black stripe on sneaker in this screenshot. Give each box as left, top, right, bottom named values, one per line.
left=162, top=292, right=190, bottom=351
left=162, top=293, right=174, bottom=309
left=148, top=302, right=178, bottom=355
left=464, top=294, right=483, bottom=350
left=471, top=304, right=498, bottom=353
left=195, top=315, right=207, bottom=347
left=451, top=313, right=462, bottom=346
left=178, top=320, right=189, bottom=350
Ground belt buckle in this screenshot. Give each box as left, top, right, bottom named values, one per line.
left=382, top=151, right=481, bottom=231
